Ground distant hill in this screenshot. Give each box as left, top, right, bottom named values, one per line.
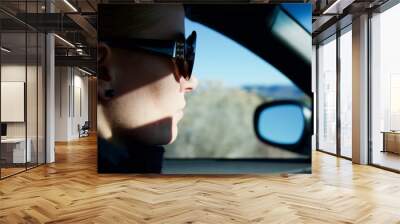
left=241, top=85, right=305, bottom=100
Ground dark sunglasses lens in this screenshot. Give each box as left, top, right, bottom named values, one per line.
left=184, top=31, right=196, bottom=80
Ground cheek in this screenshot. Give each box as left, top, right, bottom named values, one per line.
left=111, top=52, right=178, bottom=98
left=150, top=74, right=183, bottom=114
left=107, top=73, right=182, bottom=130
left=106, top=91, right=147, bottom=130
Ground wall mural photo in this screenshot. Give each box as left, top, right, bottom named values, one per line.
left=97, top=3, right=312, bottom=174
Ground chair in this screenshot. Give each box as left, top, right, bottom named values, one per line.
left=78, top=121, right=90, bottom=138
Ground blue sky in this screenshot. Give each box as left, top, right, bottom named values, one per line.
left=185, top=3, right=311, bottom=88
left=281, top=3, right=312, bottom=33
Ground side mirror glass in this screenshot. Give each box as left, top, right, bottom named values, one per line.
left=254, top=101, right=306, bottom=148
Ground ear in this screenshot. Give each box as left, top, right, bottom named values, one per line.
left=98, top=42, right=112, bottom=81
left=98, top=42, right=113, bottom=102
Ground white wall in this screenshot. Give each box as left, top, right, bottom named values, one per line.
left=1, top=82, right=25, bottom=122
left=55, top=66, right=69, bottom=141
left=55, top=67, right=89, bottom=141
left=71, top=72, right=89, bottom=139
left=1, top=65, right=40, bottom=137
left=1, top=66, right=26, bottom=136
left=1, top=63, right=46, bottom=164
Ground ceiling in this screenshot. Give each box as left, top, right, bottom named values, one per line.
left=0, top=0, right=393, bottom=70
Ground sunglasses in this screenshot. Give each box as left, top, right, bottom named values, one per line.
left=100, top=31, right=196, bottom=80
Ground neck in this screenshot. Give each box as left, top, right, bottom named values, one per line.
left=97, top=104, right=113, bottom=141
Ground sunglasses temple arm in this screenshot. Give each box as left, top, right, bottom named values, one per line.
left=101, top=40, right=176, bottom=58
left=136, top=41, right=176, bottom=58
left=138, top=46, right=175, bottom=58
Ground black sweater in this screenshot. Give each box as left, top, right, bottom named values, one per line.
left=97, top=137, right=165, bottom=173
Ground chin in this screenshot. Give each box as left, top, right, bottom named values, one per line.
left=166, top=123, right=179, bottom=145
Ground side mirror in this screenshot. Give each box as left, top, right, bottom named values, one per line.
left=254, top=100, right=311, bottom=155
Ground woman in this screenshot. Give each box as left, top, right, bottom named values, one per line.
left=97, top=4, right=198, bottom=173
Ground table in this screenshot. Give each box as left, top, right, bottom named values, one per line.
left=1, top=138, right=31, bottom=163
left=381, top=131, right=400, bottom=154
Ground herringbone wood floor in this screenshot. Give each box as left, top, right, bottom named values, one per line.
left=1, top=135, right=400, bottom=224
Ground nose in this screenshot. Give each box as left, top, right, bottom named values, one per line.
left=179, top=75, right=198, bottom=93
